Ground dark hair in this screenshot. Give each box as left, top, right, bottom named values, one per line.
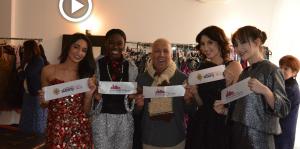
left=196, top=26, right=230, bottom=60
left=22, top=40, right=41, bottom=68
left=279, top=55, right=300, bottom=74
left=231, top=25, right=267, bottom=48
left=39, top=45, right=49, bottom=65
left=105, top=29, right=126, bottom=42
left=59, top=33, right=95, bottom=78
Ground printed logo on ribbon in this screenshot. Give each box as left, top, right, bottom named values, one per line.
left=197, top=74, right=203, bottom=80
left=153, top=88, right=177, bottom=97
left=189, top=65, right=225, bottom=85
left=155, top=89, right=165, bottom=96
left=225, top=90, right=244, bottom=99
left=98, top=81, right=137, bottom=95
left=226, top=90, right=234, bottom=97
left=61, top=86, right=74, bottom=93
left=143, top=85, right=185, bottom=98
left=53, top=88, right=60, bottom=95
left=43, top=78, right=90, bottom=101
left=111, top=85, right=121, bottom=90
left=221, top=77, right=253, bottom=104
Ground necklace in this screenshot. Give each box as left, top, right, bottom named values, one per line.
left=106, top=63, right=124, bottom=81
left=106, top=62, right=134, bottom=112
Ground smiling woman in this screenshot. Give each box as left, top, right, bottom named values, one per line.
left=90, top=29, right=138, bottom=149
left=185, top=26, right=242, bottom=149
left=230, top=26, right=290, bottom=149
left=39, top=33, right=96, bottom=148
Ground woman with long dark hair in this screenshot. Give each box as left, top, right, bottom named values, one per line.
left=39, top=33, right=96, bottom=148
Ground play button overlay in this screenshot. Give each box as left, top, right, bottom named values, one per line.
left=59, top=0, right=93, bottom=22
left=72, top=0, right=84, bottom=14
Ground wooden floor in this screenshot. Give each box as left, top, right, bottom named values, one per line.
left=0, top=125, right=45, bottom=149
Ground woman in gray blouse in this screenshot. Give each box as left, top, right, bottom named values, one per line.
left=228, top=26, right=290, bottom=149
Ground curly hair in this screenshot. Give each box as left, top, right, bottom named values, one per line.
left=196, top=26, right=230, bottom=60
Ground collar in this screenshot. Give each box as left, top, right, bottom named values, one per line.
left=147, top=61, right=177, bottom=85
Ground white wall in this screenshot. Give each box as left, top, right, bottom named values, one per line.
left=0, top=0, right=12, bottom=37
left=9, top=0, right=277, bottom=64
left=269, top=0, right=300, bottom=67
left=13, top=0, right=76, bottom=63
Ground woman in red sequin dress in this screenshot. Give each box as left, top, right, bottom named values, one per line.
left=39, top=33, right=96, bottom=148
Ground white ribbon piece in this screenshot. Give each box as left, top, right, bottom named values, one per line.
left=221, top=77, right=253, bottom=104
left=143, top=85, right=185, bottom=98
left=98, top=81, right=137, bottom=95
left=188, top=65, right=225, bottom=85
left=43, top=78, right=89, bottom=101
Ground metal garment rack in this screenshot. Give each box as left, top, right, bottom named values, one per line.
left=126, top=41, right=196, bottom=47
left=126, top=41, right=197, bottom=52
left=0, top=37, right=43, bottom=42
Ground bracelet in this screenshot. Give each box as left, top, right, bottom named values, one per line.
left=124, top=96, right=135, bottom=112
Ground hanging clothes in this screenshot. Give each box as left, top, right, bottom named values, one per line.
left=0, top=46, right=22, bottom=110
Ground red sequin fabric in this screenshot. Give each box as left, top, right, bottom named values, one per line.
left=46, top=79, right=92, bottom=149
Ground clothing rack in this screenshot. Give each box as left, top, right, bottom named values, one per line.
left=126, top=41, right=196, bottom=48
left=0, top=37, right=43, bottom=42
